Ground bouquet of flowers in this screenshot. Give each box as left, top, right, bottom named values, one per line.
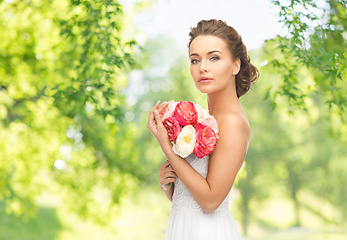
left=160, top=100, right=219, bottom=159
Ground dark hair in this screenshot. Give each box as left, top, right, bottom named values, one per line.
left=188, top=19, right=259, bottom=98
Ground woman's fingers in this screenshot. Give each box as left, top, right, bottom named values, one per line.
left=147, top=100, right=169, bottom=136
left=147, top=100, right=160, bottom=133
left=160, top=160, right=170, bottom=170
left=166, top=172, right=177, bottom=179
left=161, top=168, right=176, bottom=177
left=160, top=169, right=176, bottom=181
left=163, top=167, right=177, bottom=181
left=165, top=169, right=177, bottom=176
left=168, top=164, right=174, bottom=171
left=161, top=161, right=175, bottom=173
left=166, top=166, right=175, bottom=174
left=158, top=102, right=169, bottom=113
left=151, top=100, right=161, bottom=113
left=159, top=159, right=176, bottom=190
left=164, top=175, right=175, bottom=184
left=153, top=111, right=164, bottom=129
left=149, top=101, right=160, bottom=122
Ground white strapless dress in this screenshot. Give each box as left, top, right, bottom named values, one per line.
left=165, top=153, right=242, bottom=240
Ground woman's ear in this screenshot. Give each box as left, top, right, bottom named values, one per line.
left=233, top=58, right=241, bottom=75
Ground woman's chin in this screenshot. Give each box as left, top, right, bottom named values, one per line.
left=194, top=82, right=220, bottom=94
left=195, top=86, right=206, bottom=93
left=196, top=86, right=214, bottom=94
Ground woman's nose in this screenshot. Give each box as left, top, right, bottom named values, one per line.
left=199, top=59, right=209, bottom=73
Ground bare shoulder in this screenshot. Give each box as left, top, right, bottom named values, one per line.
left=217, top=112, right=251, bottom=142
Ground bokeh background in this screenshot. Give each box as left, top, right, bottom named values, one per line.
left=1, top=0, right=346, bottom=239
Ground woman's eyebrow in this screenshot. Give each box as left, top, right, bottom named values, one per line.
left=208, top=50, right=222, bottom=55
left=189, top=50, right=222, bottom=57
left=189, top=53, right=199, bottom=57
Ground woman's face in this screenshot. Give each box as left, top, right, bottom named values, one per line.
left=189, top=35, right=240, bottom=94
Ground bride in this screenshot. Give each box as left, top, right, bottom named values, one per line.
left=147, top=19, right=259, bottom=239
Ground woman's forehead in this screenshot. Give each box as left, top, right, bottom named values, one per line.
left=189, top=35, right=229, bottom=55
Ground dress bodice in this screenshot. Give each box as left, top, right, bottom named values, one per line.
left=171, top=153, right=230, bottom=213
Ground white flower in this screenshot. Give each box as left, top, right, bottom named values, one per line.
left=173, top=125, right=196, bottom=158
left=194, top=103, right=210, bottom=123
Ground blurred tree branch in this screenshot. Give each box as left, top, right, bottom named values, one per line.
left=267, top=0, right=347, bottom=119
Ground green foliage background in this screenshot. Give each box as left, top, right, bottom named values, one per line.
left=0, top=0, right=346, bottom=239
left=0, top=0, right=144, bottom=225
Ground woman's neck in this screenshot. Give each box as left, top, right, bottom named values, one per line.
left=206, top=83, right=242, bottom=119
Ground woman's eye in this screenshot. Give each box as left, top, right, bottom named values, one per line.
left=191, top=59, right=199, bottom=64
left=211, top=56, right=219, bottom=61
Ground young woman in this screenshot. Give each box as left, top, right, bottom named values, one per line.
left=147, top=19, right=259, bottom=239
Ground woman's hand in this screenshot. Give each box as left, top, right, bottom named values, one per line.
left=147, top=100, right=170, bottom=148
left=160, top=160, right=177, bottom=191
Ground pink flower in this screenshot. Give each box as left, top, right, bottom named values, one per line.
left=174, top=101, right=198, bottom=126
left=163, top=117, right=182, bottom=142
left=201, top=115, right=219, bottom=138
left=194, top=103, right=210, bottom=123
left=160, top=100, right=178, bottom=121
left=194, top=123, right=217, bottom=159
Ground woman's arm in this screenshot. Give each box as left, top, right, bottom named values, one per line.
left=160, top=114, right=250, bottom=213
left=149, top=101, right=177, bottom=202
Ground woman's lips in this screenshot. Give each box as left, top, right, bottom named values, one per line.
left=199, top=79, right=213, bottom=83
left=198, top=77, right=213, bottom=83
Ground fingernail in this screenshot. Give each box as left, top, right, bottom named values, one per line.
left=154, top=109, right=158, bottom=115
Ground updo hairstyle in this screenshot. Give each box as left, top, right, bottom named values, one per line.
left=188, top=19, right=259, bottom=98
